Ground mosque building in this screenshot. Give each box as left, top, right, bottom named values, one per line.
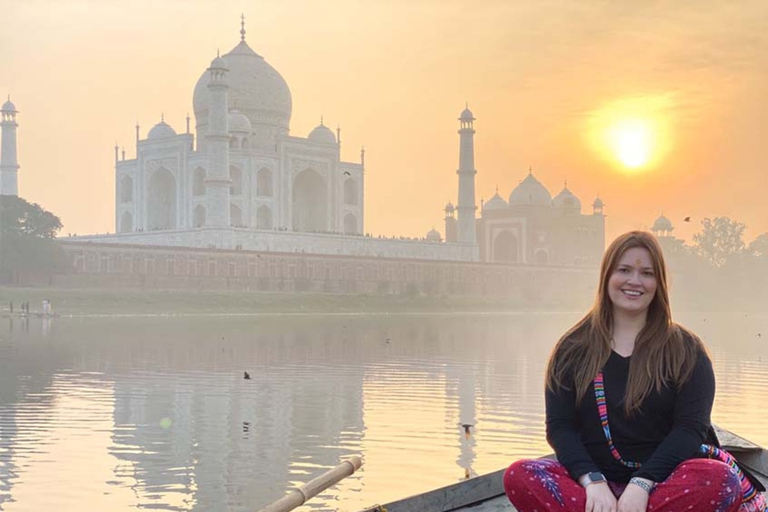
left=5, top=18, right=606, bottom=267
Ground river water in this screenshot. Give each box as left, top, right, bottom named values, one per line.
left=0, top=312, right=766, bottom=512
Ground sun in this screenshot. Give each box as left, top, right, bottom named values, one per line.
left=586, top=95, right=674, bottom=173
left=608, top=119, right=654, bottom=169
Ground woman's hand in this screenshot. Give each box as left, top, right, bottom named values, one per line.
left=616, top=482, right=650, bottom=512
left=585, top=482, right=617, bottom=512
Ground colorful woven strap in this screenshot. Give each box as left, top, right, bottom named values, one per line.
left=594, top=371, right=642, bottom=468
left=593, top=372, right=766, bottom=510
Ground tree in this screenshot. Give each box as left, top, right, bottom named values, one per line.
left=691, top=217, right=746, bottom=268
left=747, top=233, right=768, bottom=259
left=0, top=196, right=68, bottom=279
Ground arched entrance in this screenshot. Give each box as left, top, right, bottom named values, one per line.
left=147, top=168, right=176, bottom=230
left=493, top=230, right=518, bottom=263
left=292, top=169, right=327, bottom=232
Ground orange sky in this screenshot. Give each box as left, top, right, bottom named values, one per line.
left=2, top=0, right=767, bottom=244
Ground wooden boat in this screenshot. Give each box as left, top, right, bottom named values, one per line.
left=359, top=425, right=768, bottom=512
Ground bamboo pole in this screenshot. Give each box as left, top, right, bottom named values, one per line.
left=257, top=456, right=363, bottom=512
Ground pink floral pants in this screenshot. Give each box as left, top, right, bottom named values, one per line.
left=503, top=458, right=764, bottom=512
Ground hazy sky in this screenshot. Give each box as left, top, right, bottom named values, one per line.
left=2, top=0, right=767, bottom=243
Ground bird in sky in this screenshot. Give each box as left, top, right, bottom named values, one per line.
left=684, top=216, right=691, bottom=222
left=244, top=371, right=251, bottom=380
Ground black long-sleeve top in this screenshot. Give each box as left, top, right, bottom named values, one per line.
left=545, top=345, right=716, bottom=483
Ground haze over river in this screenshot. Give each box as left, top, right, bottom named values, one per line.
left=1, top=312, right=766, bottom=512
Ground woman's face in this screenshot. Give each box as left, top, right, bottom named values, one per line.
left=607, top=247, right=658, bottom=317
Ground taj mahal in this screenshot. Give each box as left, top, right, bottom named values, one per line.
left=1, top=18, right=606, bottom=267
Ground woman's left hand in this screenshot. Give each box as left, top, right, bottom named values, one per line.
left=617, top=483, right=650, bottom=512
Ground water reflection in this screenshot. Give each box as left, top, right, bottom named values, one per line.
left=0, top=313, right=766, bottom=512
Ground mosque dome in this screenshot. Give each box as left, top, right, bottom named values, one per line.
left=652, top=214, right=674, bottom=233
left=553, top=186, right=581, bottom=211
left=308, top=123, right=336, bottom=144
left=147, top=120, right=177, bottom=140
left=593, top=197, right=604, bottom=209
left=483, top=191, right=509, bottom=211
left=509, top=173, right=552, bottom=207
left=193, top=40, right=293, bottom=133
left=444, top=201, right=455, bottom=212
left=1, top=98, right=17, bottom=112
left=228, top=110, right=252, bottom=133
left=426, top=228, right=442, bottom=242
left=460, top=106, right=474, bottom=121
left=210, top=55, right=228, bottom=70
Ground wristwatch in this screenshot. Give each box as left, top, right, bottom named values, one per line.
left=579, top=471, right=607, bottom=487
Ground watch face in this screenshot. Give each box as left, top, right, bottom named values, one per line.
left=588, top=472, right=605, bottom=482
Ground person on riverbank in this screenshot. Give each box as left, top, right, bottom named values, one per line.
left=503, top=231, right=766, bottom=512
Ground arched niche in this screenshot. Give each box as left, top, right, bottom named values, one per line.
left=535, top=249, right=549, bottom=264
left=343, top=213, right=358, bottom=234
left=292, top=169, right=327, bottom=232
left=120, top=211, right=133, bottom=233
left=194, top=204, right=206, bottom=228
left=257, top=205, right=273, bottom=229
left=230, top=203, right=243, bottom=227
left=147, top=168, right=176, bottom=230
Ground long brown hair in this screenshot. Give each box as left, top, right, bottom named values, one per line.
left=545, top=231, right=703, bottom=414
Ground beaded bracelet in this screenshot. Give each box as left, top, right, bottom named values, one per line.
left=628, top=477, right=654, bottom=494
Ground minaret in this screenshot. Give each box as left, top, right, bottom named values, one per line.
left=456, top=105, right=477, bottom=244
left=1, top=96, right=20, bottom=196
left=204, top=53, right=231, bottom=227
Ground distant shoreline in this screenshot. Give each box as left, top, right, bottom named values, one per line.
left=0, top=286, right=591, bottom=317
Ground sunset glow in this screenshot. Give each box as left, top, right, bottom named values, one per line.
left=609, top=119, right=654, bottom=169
left=587, top=96, right=673, bottom=173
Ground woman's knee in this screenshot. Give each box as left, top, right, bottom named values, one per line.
left=503, top=459, right=558, bottom=495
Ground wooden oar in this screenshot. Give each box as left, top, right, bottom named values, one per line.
left=257, top=456, right=363, bottom=512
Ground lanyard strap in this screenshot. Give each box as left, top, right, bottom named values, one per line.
left=594, top=372, right=642, bottom=468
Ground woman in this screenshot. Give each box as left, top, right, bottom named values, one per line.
left=503, top=231, right=766, bottom=512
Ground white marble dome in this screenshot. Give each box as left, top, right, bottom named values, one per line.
left=147, top=120, right=177, bottom=140
left=460, top=106, right=474, bottom=121
left=509, top=173, right=552, bottom=207
left=593, top=197, right=604, bottom=209
left=444, top=201, right=455, bottom=212
left=483, top=191, right=509, bottom=211
left=553, top=186, right=581, bottom=211
left=228, top=110, right=252, bottom=133
left=308, top=123, right=336, bottom=144
left=193, top=40, right=292, bottom=131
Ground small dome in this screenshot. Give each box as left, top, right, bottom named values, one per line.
left=1, top=98, right=17, bottom=112
left=426, top=228, right=441, bottom=242
left=509, top=172, right=552, bottom=207
left=483, top=191, right=509, bottom=211
left=444, top=201, right=455, bottom=212
left=308, top=123, right=336, bottom=144
left=147, top=120, right=177, bottom=140
left=553, top=186, right=581, bottom=211
left=228, top=110, right=252, bottom=133
left=593, top=197, right=604, bottom=208
left=459, top=106, right=474, bottom=121
left=210, top=55, right=228, bottom=70
left=652, top=214, right=674, bottom=233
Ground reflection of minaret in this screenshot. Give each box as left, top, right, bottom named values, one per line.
left=205, top=53, right=232, bottom=227
left=455, top=365, right=477, bottom=478
left=456, top=105, right=477, bottom=246
left=1, top=96, right=20, bottom=196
